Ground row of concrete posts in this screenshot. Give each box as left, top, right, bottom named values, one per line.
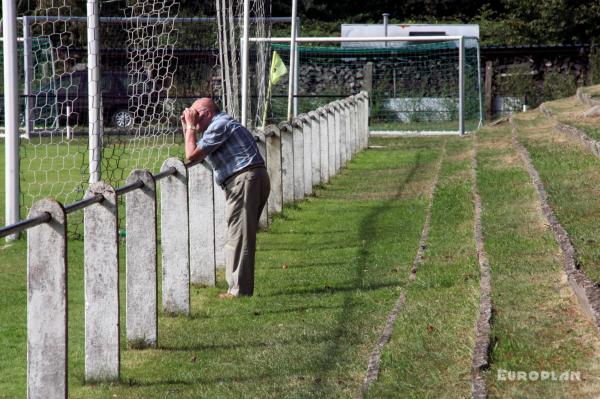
left=25, top=92, right=369, bottom=399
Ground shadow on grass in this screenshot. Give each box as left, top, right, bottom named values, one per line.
left=304, top=152, right=424, bottom=397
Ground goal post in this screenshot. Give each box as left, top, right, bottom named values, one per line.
left=248, top=35, right=483, bottom=135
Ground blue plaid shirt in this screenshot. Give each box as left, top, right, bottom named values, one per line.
left=197, top=112, right=264, bottom=186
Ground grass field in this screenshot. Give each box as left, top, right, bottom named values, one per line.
left=3, top=89, right=600, bottom=397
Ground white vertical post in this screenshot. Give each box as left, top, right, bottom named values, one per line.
left=265, top=125, right=283, bottom=219
left=23, top=16, right=33, bottom=138
left=291, top=117, right=304, bottom=200
left=476, top=38, right=484, bottom=128
left=328, top=105, right=336, bottom=176
left=3, top=0, right=20, bottom=240
left=87, top=0, right=102, bottom=183
left=214, top=185, right=226, bottom=269
left=66, top=106, right=73, bottom=140
left=27, top=199, right=67, bottom=399
left=287, top=0, right=298, bottom=121
left=300, top=114, right=313, bottom=195
left=160, top=158, right=190, bottom=315
left=458, top=36, right=465, bottom=136
left=188, top=163, right=216, bottom=285
left=279, top=122, right=294, bottom=204
left=318, top=107, right=330, bottom=183
left=338, top=101, right=347, bottom=168
left=240, top=0, right=250, bottom=126
left=364, top=92, right=370, bottom=148
left=293, top=22, right=300, bottom=117
left=125, top=170, right=157, bottom=349
left=308, top=111, right=321, bottom=187
left=348, top=98, right=355, bottom=157
left=84, top=182, right=120, bottom=382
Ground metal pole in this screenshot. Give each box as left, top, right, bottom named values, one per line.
left=240, top=0, right=250, bottom=126
left=250, top=35, right=464, bottom=43
left=293, top=21, right=300, bottom=117
left=383, top=13, right=389, bottom=48
left=87, top=0, right=102, bottom=183
left=458, top=36, right=465, bottom=135
left=23, top=16, right=33, bottom=138
left=3, top=0, right=20, bottom=240
left=66, top=106, right=72, bottom=140
left=287, top=0, right=298, bottom=121
left=476, top=38, right=484, bottom=128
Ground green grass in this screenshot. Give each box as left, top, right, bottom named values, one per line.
left=370, top=120, right=481, bottom=132
left=476, top=123, right=600, bottom=397
left=542, top=94, right=600, bottom=141
left=4, top=124, right=600, bottom=397
left=513, top=111, right=600, bottom=283
left=367, top=136, right=480, bottom=398
left=1, top=137, right=442, bottom=398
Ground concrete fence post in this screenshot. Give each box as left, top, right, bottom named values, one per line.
left=265, top=124, right=282, bottom=220
left=27, top=199, right=67, bottom=399
left=356, top=93, right=363, bottom=150
left=338, top=101, right=348, bottom=168
left=349, top=98, right=357, bottom=157
left=326, top=105, right=336, bottom=178
left=214, top=184, right=226, bottom=269
left=345, top=100, right=352, bottom=163
left=346, top=99, right=354, bottom=158
left=125, top=170, right=157, bottom=349
left=308, top=110, right=321, bottom=187
left=160, top=158, right=190, bottom=316
left=188, top=162, right=216, bottom=286
left=353, top=97, right=359, bottom=155
left=279, top=121, right=294, bottom=204
left=300, top=113, right=313, bottom=196
left=254, top=132, right=269, bottom=229
left=346, top=99, right=353, bottom=161
left=291, top=117, right=305, bottom=201
left=333, top=102, right=342, bottom=172
left=356, top=93, right=364, bottom=150
left=363, top=92, right=370, bottom=149
left=318, top=107, right=330, bottom=183
left=84, top=182, right=120, bottom=382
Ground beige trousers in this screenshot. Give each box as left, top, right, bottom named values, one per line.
left=223, top=166, right=270, bottom=296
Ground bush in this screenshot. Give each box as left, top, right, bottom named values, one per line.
left=542, top=68, right=577, bottom=101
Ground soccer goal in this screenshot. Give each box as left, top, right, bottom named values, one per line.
left=249, top=36, right=483, bottom=135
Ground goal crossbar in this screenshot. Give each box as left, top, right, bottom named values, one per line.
left=249, top=35, right=466, bottom=43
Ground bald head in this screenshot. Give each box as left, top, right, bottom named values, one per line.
left=191, top=98, right=219, bottom=114
left=188, top=97, right=220, bottom=133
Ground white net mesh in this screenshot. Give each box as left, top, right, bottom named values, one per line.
left=21, top=4, right=88, bottom=219
left=121, top=0, right=180, bottom=176
left=215, top=0, right=271, bottom=126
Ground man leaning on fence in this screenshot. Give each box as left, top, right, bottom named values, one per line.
left=181, top=98, right=270, bottom=298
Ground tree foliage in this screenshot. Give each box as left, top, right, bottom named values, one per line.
left=271, top=0, right=600, bottom=46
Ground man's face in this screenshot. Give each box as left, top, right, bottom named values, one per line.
left=191, top=101, right=212, bottom=132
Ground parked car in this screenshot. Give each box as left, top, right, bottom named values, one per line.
left=24, top=69, right=175, bottom=129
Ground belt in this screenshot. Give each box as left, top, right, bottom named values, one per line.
left=221, top=163, right=265, bottom=189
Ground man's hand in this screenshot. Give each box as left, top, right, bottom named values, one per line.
left=183, top=107, right=199, bottom=130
